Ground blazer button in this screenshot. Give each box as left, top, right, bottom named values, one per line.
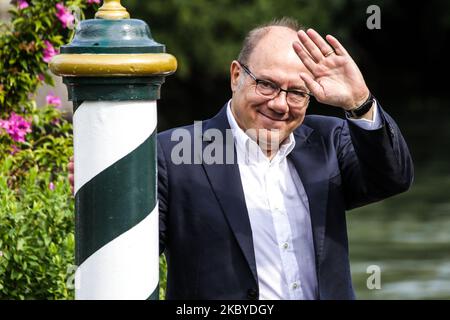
left=247, top=288, right=258, bottom=300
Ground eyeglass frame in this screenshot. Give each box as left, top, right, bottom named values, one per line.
left=237, top=61, right=312, bottom=106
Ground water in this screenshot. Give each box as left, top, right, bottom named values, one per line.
left=348, top=163, right=450, bottom=299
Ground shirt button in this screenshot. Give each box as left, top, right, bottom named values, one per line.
left=292, top=282, right=299, bottom=290
left=282, top=242, right=289, bottom=249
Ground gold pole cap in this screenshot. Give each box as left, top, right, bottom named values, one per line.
left=50, top=53, right=178, bottom=77
left=95, top=0, right=130, bottom=20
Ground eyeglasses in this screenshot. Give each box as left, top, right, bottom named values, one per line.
left=238, top=61, right=311, bottom=107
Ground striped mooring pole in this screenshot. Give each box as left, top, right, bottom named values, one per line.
left=49, top=0, right=177, bottom=299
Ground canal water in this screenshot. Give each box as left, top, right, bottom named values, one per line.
left=348, top=161, right=450, bottom=299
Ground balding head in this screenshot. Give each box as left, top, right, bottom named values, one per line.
left=237, top=17, right=302, bottom=65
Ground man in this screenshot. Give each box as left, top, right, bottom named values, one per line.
left=69, top=18, right=413, bottom=300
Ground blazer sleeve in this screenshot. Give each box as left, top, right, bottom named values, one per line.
left=337, top=106, right=414, bottom=210
left=157, top=137, right=169, bottom=254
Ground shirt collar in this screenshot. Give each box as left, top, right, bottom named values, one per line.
left=226, top=99, right=296, bottom=165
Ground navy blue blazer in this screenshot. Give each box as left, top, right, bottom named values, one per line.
left=157, top=104, right=413, bottom=300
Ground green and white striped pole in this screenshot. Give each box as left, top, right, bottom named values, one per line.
left=49, top=0, right=176, bottom=299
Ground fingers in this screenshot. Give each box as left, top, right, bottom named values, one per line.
left=325, top=34, right=348, bottom=56
left=68, top=157, right=74, bottom=174
left=293, top=41, right=319, bottom=74
left=306, top=29, right=335, bottom=57
left=297, top=30, right=324, bottom=62
left=299, top=72, right=324, bottom=101
left=69, top=173, right=74, bottom=195
left=298, top=29, right=348, bottom=59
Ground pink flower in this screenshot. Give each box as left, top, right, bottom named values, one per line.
left=37, top=73, right=45, bottom=82
left=0, top=119, right=10, bottom=134
left=87, top=0, right=101, bottom=4
left=46, top=92, right=62, bottom=108
left=0, top=113, right=32, bottom=143
left=49, top=182, right=55, bottom=191
left=17, top=0, right=29, bottom=9
left=43, top=40, right=58, bottom=63
left=55, top=3, right=75, bottom=29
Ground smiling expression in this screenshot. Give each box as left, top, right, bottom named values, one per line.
left=230, top=27, right=311, bottom=146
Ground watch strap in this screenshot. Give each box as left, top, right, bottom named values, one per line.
left=345, top=92, right=375, bottom=118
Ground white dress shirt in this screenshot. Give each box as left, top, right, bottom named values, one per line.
left=226, top=100, right=381, bottom=300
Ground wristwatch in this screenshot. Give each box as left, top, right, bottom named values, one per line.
left=345, top=92, right=375, bottom=118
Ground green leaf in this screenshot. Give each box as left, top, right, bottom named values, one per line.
left=16, top=238, right=25, bottom=251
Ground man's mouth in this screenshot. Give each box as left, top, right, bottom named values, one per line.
left=258, top=111, right=288, bottom=122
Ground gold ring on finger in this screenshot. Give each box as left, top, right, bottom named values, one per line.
left=324, top=50, right=335, bottom=57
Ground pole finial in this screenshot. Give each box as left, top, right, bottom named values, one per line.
left=95, top=0, right=130, bottom=20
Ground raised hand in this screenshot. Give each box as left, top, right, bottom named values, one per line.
left=293, top=29, right=370, bottom=110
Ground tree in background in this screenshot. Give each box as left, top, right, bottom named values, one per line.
left=122, top=0, right=376, bottom=129
left=124, top=0, right=450, bottom=167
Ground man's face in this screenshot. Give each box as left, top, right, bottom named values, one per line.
left=230, top=27, right=311, bottom=146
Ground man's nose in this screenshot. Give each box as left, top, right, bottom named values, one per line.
left=268, top=91, right=289, bottom=114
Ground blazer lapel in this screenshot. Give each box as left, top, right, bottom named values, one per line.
left=200, top=105, right=258, bottom=283
left=288, top=125, right=329, bottom=271
left=199, top=105, right=329, bottom=283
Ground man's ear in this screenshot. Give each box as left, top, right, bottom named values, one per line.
left=230, top=60, right=241, bottom=93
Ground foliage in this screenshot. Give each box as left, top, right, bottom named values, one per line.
left=0, top=0, right=91, bottom=114
left=0, top=0, right=170, bottom=299
left=123, top=0, right=352, bottom=129
left=159, top=254, right=167, bottom=299
left=125, top=0, right=344, bottom=79
left=0, top=103, right=73, bottom=183
left=0, top=105, right=74, bottom=299
left=0, top=0, right=97, bottom=299
left=0, top=166, right=74, bottom=299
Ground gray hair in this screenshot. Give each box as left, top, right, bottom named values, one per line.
left=237, top=17, right=303, bottom=65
